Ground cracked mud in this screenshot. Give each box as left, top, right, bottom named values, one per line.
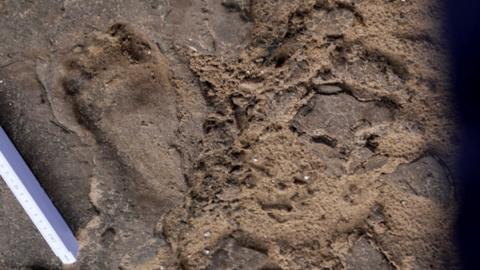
left=0, top=0, right=458, bottom=269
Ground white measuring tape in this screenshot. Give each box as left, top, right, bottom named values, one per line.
left=0, top=127, right=78, bottom=264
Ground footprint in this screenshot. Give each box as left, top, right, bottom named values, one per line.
left=61, top=23, right=184, bottom=214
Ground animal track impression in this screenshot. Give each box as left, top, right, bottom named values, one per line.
left=62, top=23, right=184, bottom=216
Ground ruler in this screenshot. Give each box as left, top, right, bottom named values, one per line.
left=0, top=127, right=78, bottom=264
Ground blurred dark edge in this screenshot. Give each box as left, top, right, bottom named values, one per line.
left=447, top=1, right=480, bottom=269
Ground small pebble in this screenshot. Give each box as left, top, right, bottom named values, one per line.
left=187, top=46, right=198, bottom=52
left=203, top=231, right=211, bottom=238
left=203, top=249, right=211, bottom=255
left=0, top=80, right=4, bottom=84
left=252, top=157, right=258, bottom=163
left=303, top=175, right=310, bottom=181
left=72, top=46, right=82, bottom=53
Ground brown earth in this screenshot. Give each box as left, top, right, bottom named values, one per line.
left=0, top=0, right=458, bottom=269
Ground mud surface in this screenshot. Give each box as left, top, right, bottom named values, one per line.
left=0, top=0, right=458, bottom=269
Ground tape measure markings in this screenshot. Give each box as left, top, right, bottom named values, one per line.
left=0, top=127, right=78, bottom=264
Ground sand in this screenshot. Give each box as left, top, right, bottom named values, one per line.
left=0, top=0, right=457, bottom=269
